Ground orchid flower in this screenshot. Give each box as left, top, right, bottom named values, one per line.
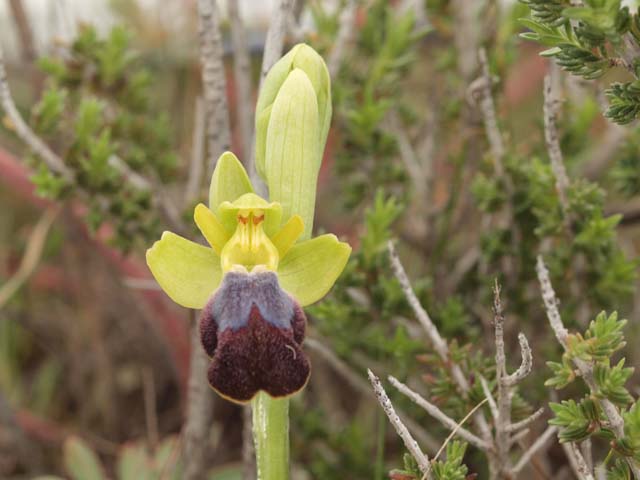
left=146, top=43, right=343, bottom=480
left=146, top=151, right=350, bottom=401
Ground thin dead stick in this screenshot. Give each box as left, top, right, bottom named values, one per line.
left=8, top=0, right=36, bottom=61
left=183, top=315, right=215, bottom=480
left=197, top=0, right=231, bottom=175
left=571, top=442, right=595, bottom=480
left=471, top=49, right=520, bottom=281
left=561, top=442, right=590, bottom=480
left=387, top=240, right=493, bottom=443
left=536, top=255, right=640, bottom=478
left=259, top=0, right=294, bottom=86
left=384, top=110, right=426, bottom=200
left=505, top=333, right=533, bottom=386
left=475, top=49, right=506, bottom=175
left=107, top=155, right=151, bottom=191
left=387, top=241, right=466, bottom=388
left=535, top=256, right=569, bottom=347
left=493, top=281, right=511, bottom=474
left=228, top=0, right=253, bottom=162
left=185, top=97, right=206, bottom=207
left=511, top=426, right=558, bottom=474
left=0, top=47, right=71, bottom=179
left=368, top=370, right=433, bottom=479
left=0, top=206, right=60, bottom=309
left=389, top=376, right=489, bottom=450
left=581, top=439, right=593, bottom=473
left=142, top=366, right=159, bottom=450
left=506, top=408, right=545, bottom=434
left=479, top=376, right=499, bottom=420
left=328, top=0, right=357, bottom=76
left=543, top=75, right=571, bottom=225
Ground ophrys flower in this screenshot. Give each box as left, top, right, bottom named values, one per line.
left=146, top=152, right=350, bottom=402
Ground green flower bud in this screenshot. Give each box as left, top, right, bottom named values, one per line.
left=255, top=44, right=332, bottom=238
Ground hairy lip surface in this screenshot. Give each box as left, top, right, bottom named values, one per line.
left=200, top=270, right=309, bottom=403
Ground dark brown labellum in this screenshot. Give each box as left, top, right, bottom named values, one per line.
left=199, top=269, right=310, bottom=403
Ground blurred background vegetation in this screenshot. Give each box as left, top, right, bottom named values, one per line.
left=3, top=0, right=640, bottom=479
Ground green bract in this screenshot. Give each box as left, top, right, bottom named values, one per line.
left=255, top=43, right=332, bottom=239
left=146, top=151, right=350, bottom=309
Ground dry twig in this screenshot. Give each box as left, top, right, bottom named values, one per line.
left=388, top=376, right=489, bottom=451
left=543, top=75, right=571, bottom=226
left=328, top=0, right=358, bottom=76
left=183, top=316, right=215, bottom=480
left=197, top=0, right=231, bottom=176
left=368, top=370, right=433, bottom=479
left=228, top=1, right=253, bottom=162
left=185, top=97, right=206, bottom=207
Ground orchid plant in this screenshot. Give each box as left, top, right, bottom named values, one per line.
left=145, top=44, right=350, bottom=479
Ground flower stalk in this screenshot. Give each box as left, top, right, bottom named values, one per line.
left=252, top=393, right=290, bottom=480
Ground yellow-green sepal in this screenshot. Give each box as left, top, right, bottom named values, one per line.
left=265, top=69, right=320, bottom=239
left=194, top=203, right=230, bottom=255
left=146, top=231, right=222, bottom=309
left=278, top=234, right=351, bottom=306
left=209, top=151, right=254, bottom=212
left=272, top=215, right=304, bottom=258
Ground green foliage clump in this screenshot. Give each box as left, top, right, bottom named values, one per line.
left=316, top=1, right=427, bottom=208
left=389, top=442, right=470, bottom=480
left=309, top=190, right=424, bottom=371
left=519, top=0, right=640, bottom=124
left=29, top=25, right=178, bottom=251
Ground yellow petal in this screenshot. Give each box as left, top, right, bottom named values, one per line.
left=194, top=203, right=230, bottom=255
left=278, top=234, right=351, bottom=306
left=146, top=232, right=222, bottom=309
left=271, top=215, right=304, bottom=258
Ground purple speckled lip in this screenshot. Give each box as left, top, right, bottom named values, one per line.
left=199, top=270, right=310, bottom=403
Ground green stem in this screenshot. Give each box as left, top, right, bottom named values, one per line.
left=252, top=392, right=289, bottom=480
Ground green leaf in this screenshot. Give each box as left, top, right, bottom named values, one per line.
left=264, top=68, right=321, bottom=239
left=549, top=398, right=601, bottom=442
left=209, top=151, right=254, bottom=213
left=117, top=443, right=152, bottom=480
left=153, top=436, right=182, bottom=479
left=540, top=46, right=563, bottom=56
left=585, top=311, right=627, bottom=359
left=63, top=436, right=106, bottom=480
left=278, top=234, right=351, bottom=306
left=146, top=232, right=222, bottom=309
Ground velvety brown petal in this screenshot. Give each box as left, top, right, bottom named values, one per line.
left=199, top=307, right=218, bottom=358
left=207, top=305, right=310, bottom=403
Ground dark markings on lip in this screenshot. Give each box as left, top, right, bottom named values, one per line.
left=199, top=270, right=309, bottom=403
